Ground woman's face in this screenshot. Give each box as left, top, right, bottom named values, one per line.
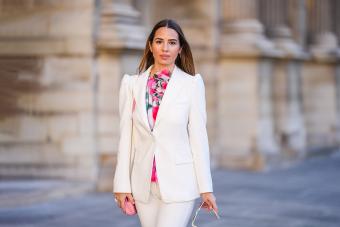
left=149, top=27, right=182, bottom=67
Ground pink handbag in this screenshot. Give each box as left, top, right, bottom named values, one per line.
left=122, top=196, right=137, bottom=216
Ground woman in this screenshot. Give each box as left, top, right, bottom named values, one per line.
left=113, top=18, right=218, bottom=227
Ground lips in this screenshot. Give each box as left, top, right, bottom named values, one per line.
left=160, top=54, right=170, bottom=59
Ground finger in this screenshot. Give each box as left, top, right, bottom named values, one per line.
left=118, top=197, right=126, bottom=208
left=202, top=201, right=209, bottom=208
left=208, top=201, right=213, bottom=210
left=207, top=199, right=215, bottom=211
left=203, top=199, right=212, bottom=208
left=114, top=197, right=120, bottom=208
left=117, top=196, right=122, bottom=208
left=211, top=201, right=218, bottom=213
left=127, top=194, right=135, bottom=204
left=202, top=201, right=212, bottom=211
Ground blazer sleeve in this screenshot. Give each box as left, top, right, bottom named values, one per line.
left=188, top=74, right=213, bottom=193
left=113, top=74, right=134, bottom=193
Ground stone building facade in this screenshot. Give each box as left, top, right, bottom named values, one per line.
left=0, top=0, right=339, bottom=191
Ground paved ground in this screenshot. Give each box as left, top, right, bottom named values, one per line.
left=0, top=152, right=340, bottom=227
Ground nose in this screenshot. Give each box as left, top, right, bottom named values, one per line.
left=162, top=43, right=169, bottom=52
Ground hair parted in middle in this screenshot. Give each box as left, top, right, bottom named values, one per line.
left=137, top=18, right=195, bottom=76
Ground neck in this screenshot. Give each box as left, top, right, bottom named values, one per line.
left=151, top=63, right=175, bottom=75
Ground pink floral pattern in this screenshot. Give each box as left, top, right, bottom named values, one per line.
left=146, top=68, right=172, bottom=182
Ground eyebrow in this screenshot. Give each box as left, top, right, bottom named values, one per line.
left=154, top=37, right=178, bottom=41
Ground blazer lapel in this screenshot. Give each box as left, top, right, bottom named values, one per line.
left=153, top=65, right=184, bottom=128
left=134, top=64, right=185, bottom=132
left=135, top=65, right=152, bottom=131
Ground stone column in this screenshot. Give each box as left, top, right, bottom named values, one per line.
left=217, top=0, right=279, bottom=170
left=336, top=0, right=340, bottom=42
left=220, top=0, right=276, bottom=56
left=259, top=0, right=288, bottom=37
left=259, top=0, right=306, bottom=159
left=0, top=0, right=97, bottom=182
left=258, top=60, right=280, bottom=157
left=272, top=62, right=306, bottom=159
left=335, top=65, right=340, bottom=144
left=285, top=63, right=306, bottom=156
left=301, top=62, right=338, bottom=151
left=259, top=0, right=304, bottom=56
left=95, top=0, right=146, bottom=191
left=334, top=0, right=340, bottom=145
left=98, top=0, right=145, bottom=53
left=300, top=0, right=339, bottom=153
left=308, top=0, right=339, bottom=58
left=288, top=0, right=307, bottom=48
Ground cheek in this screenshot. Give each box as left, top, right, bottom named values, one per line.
left=152, top=45, right=162, bottom=55
left=170, top=47, right=180, bottom=58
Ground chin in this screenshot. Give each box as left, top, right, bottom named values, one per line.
left=158, top=59, right=172, bottom=65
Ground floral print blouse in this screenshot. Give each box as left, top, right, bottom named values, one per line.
left=146, top=68, right=172, bottom=182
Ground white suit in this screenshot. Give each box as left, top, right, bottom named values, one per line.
left=113, top=64, right=213, bottom=203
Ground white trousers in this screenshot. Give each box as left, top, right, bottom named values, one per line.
left=135, top=182, right=196, bottom=227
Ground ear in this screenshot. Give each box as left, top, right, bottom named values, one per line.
left=179, top=46, right=183, bottom=54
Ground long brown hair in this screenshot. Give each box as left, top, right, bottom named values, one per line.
left=137, top=19, right=195, bottom=76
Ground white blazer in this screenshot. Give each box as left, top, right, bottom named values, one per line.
left=113, top=64, right=213, bottom=203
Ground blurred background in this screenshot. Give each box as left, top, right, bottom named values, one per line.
left=0, top=0, right=339, bottom=226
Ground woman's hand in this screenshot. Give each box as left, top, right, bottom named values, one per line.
left=114, top=192, right=135, bottom=209
left=200, top=192, right=218, bottom=214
